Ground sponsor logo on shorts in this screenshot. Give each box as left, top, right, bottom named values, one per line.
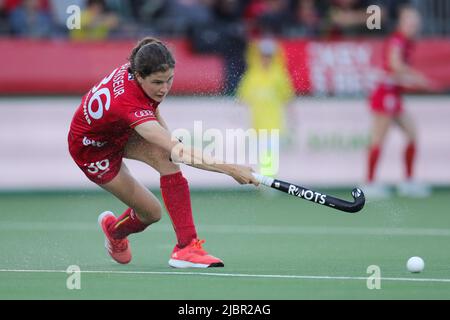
left=83, top=137, right=107, bottom=148
left=134, top=110, right=155, bottom=118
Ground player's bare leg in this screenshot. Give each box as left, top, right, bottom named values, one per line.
left=370, top=113, right=392, bottom=151
left=98, top=163, right=162, bottom=264
left=364, top=113, right=393, bottom=198
left=101, top=163, right=162, bottom=224
left=124, top=133, right=224, bottom=268
left=394, top=112, right=416, bottom=143
left=394, top=113, right=430, bottom=197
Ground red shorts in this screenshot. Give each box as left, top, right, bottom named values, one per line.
left=68, top=133, right=123, bottom=185
left=370, top=85, right=403, bottom=116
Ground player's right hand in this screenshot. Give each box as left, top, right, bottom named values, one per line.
left=229, top=165, right=260, bottom=186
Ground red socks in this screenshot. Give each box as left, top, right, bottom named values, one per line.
left=368, top=142, right=416, bottom=182
left=160, top=172, right=197, bottom=249
left=367, top=144, right=381, bottom=183
left=105, top=171, right=198, bottom=246
left=405, top=142, right=416, bottom=179
left=109, top=208, right=149, bottom=240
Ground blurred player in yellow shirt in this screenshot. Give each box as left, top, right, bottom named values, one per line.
left=70, top=0, right=119, bottom=41
left=237, top=38, right=295, bottom=177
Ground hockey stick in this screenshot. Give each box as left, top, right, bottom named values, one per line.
left=252, top=174, right=365, bottom=213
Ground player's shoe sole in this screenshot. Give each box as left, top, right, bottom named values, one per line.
left=168, top=259, right=224, bottom=268
left=168, top=239, right=224, bottom=268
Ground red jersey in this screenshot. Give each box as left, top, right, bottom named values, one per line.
left=68, top=63, right=159, bottom=183
left=382, top=31, right=414, bottom=86
left=370, top=31, right=414, bottom=116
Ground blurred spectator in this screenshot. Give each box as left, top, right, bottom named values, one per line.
left=260, top=0, right=291, bottom=33
left=49, top=0, right=83, bottom=27
left=70, top=0, right=119, bottom=41
left=237, top=37, right=295, bottom=176
left=0, top=0, right=439, bottom=40
left=324, top=0, right=383, bottom=38
left=3, top=0, right=24, bottom=13
left=190, top=0, right=248, bottom=95
left=380, top=0, right=412, bottom=31
left=127, top=0, right=166, bottom=24
left=8, top=0, right=52, bottom=38
left=213, top=0, right=248, bottom=95
left=244, top=0, right=291, bottom=35
left=0, top=0, right=9, bottom=34
left=158, top=0, right=214, bottom=35
left=48, top=0, right=84, bottom=37
left=295, top=0, right=321, bottom=34
left=103, top=0, right=144, bottom=38
left=286, top=0, right=325, bottom=36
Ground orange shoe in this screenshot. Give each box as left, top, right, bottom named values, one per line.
left=168, top=239, right=224, bottom=268
left=98, top=211, right=132, bottom=264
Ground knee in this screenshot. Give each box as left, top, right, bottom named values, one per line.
left=407, top=131, right=417, bottom=143
left=138, top=203, right=162, bottom=224
left=152, top=207, right=162, bottom=223
left=142, top=212, right=161, bottom=225
left=149, top=204, right=162, bottom=223
left=370, top=134, right=383, bottom=147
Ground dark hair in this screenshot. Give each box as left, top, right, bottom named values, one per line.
left=128, top=37, right=175, bottom=78
left=87, top=0, right=106, bottom=9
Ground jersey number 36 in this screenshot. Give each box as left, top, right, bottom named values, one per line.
left=87, top=68, right=118, bottom=120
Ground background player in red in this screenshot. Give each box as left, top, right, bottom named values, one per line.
left=365, top=5, right=436, bottom=198
left=68, top=37, right=259, bottom=268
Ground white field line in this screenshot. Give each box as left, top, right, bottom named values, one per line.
left=0, top=269, right=450, bottom=284
left=1, top=222, right=450, bottom=237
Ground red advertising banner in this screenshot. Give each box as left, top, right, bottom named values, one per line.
left=0, top=39, right=223, bottom=95
left=0, top=38, right=449, bottom=95
left=282, top=38, right=450, bottom=96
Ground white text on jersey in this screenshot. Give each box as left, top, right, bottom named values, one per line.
left=112, top=64, right=128, bottom=98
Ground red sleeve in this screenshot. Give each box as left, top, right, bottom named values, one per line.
left=389, top=34, right=406, bottom=55
left=127, top=104, right=158, bottom=128
left=117, top=97, right=158, bottom=128
left=116, top=80, right=159, bottom=128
